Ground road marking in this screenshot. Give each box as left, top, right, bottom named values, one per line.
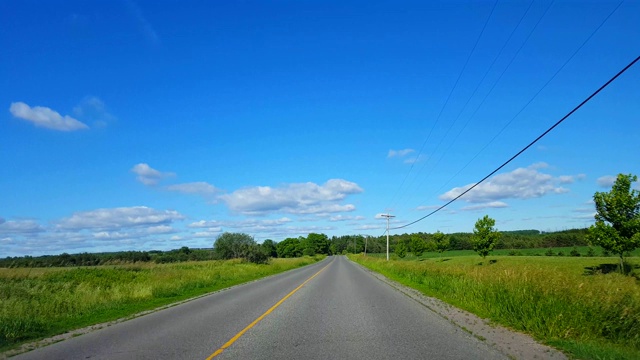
left=205, top=261, right=332, bottom=359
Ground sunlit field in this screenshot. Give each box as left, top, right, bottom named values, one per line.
left=0, top=256, right=323, bottom=351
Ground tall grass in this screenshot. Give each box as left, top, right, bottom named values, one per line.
left=0, top=257, right=322, bottom=350
left=350, top=255, right=640, bottom=359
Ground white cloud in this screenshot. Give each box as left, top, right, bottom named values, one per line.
left=170, top=236, right=182, bottom=241
left=9, top=102, right=89, bottom=131
left=147, top=225, right=175, bottom=234
left=166, top=182, right=218, bottom=196
left=189, top=218, right=293, bottom=232
left=93, top=231, right=131, bottom=240
left=460, top=201, right=508, bottom=211
left=56, top=206, right=184, bottom=231
left=596, top=175, right=616, bottom=188
left=388, top=149, right=415, bottom=158
left=440, top=164, right=570, bottom=203
left=193, top=229, right=222, bottom=238
left=329, top=215, right=364, bottom=222
left=0, top=219, right=45, bottom=235
left=219, top=179, right=362, bottom=215
left=530, top=162, right=549, bottom=169
left=131, top=163, right=174, bottom=185
left=558, top=174, right=585, bottom=184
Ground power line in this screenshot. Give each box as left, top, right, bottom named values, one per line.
left=385, top=0, right=499, bottom=211
left=423, top=0, right=623, bottom=201
left=391, top=0, right=542, bottom=210
left=390, top=54, right=640, bottom=231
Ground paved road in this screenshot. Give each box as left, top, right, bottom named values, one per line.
left=14, top=256, right=506, bottom=359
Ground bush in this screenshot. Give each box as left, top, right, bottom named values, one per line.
left=396, top=242, right=407, bottom=258
left=244, top=246, right=269, bottom=264
left=545, top=249, right=554, bottom=256
left=570, top=247, right=581, bottom=257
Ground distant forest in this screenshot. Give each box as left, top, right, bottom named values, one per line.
left=0, top=228, right=589, bottom=268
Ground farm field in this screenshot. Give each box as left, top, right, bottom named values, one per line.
left=349, top=253, right=640, bottom=360
left=0, top=256, right=323, bottom=352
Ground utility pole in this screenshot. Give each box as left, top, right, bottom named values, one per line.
left=380, top=214, right=395, bottom=261
left=364, top=236, right=367, bottom=257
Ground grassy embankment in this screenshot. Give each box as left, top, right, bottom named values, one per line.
left=0, top=256, right=323, bottom=351
left=349, top=253, right=640, bottom=360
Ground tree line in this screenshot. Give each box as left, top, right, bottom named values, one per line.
left=0, top=228, right=592, bottom=268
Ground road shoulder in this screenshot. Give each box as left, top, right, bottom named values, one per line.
left=349, top=257, right=568, bottom=360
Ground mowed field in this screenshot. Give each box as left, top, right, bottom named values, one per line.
left=0, top=256, right=323, bottom=352
left=349, top=253, right=640, bottom=360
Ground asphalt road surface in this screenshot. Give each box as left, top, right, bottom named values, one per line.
left=14, top=256, right=507, bottom=359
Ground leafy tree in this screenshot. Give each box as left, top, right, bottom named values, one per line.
left=276, top=237, right=303, bottom=258
left=213, top=232, right=256, bottom=259
left=588, top=173, right=640, bottom=271
left=306, top=233, right=331, bottom=255
left=395, top=241, right=407, bottom=258
left=432, top=231, right=449, bottom=255
left=472, top=215, right=501, bottom=258
left=261, top=239, right=278, bottom=258
left=410, top=235, right=425, bottom=256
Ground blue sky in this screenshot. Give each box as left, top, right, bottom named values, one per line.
left=2, top=0, right=639, bottom=257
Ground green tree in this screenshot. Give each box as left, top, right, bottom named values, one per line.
left=410, top=235, right=425, bottom=256
left=213, top=232, right=256, bottom=259
left=588, top=173, right=640, bottom=271
left=472, top=215, right=501, bottom=258
left=395, top=241, right=407, bottom=258
left=306, top=233, right=331, bottom=255
left=432, top=231, right=450, bottom=255
left=261, top=239, right=278, bottom=258
left=276, top=237, right=303, bottom=258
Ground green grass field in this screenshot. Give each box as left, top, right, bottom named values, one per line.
left=349, top=253, right=640, bottom=360
left=366, top=246, right=640, bottom=260
left=0, top=256, right=323, bottom=351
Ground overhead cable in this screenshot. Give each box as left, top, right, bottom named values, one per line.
left=390, top=54, right=640, bottom=230
left=385, top=0, right=499, bottom=210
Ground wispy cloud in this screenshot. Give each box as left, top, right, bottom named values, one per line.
left=460, top=201, right=508, bottom=211
left=403, top=154, right=427, bottom=164
left=387, top=149, right=415, bottom=158
left=596, top=175, right=616, bottom=188
left=131, top=163, right=175, bottom=186
left=124, top=0, right=160, bottom=46
left=9, top=102, right=89, bottom=131
left=166, top=182, right=218, bottom=197
left=73, top=96, right=116, bottom=127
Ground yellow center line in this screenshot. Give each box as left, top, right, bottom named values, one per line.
left=205, top=260, right=332, bottom=359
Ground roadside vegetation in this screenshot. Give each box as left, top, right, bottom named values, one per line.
left=349, top=254, right=640, bottom=359
left=0, top=256, right=322, bottom=351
